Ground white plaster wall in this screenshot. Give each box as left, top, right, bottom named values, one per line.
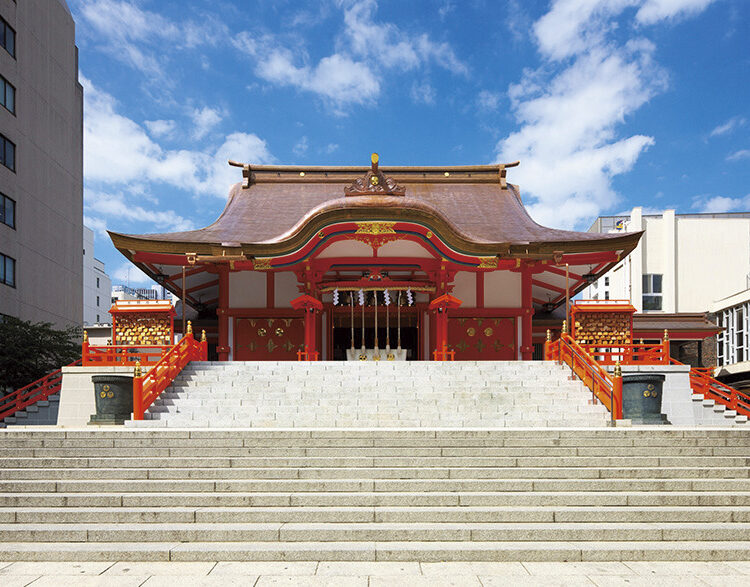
left=676, top=217, right=750, bottom=311
left=642, top=216, right=664, bottom=275
left=452, top=271, right=476, bottom=308
left=484, top=271, right=521, bottom=308
left=228, top=271, right=266, bottom=308
left=275, top=272, right=301, bottom=308
left=316, top=240, right=372, bottom=257
left=378, top=240, right=433, bottom=258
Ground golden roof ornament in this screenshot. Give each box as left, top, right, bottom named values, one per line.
left=345, top=153, right=405, bottom=197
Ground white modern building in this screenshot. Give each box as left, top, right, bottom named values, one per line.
left=82, top=226, right=111, bottom=326
left=585, top=208, right=750, bottom=368
left=585, top=209, right=750, bottom=313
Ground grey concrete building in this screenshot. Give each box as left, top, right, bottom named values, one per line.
left=0, top=0, right=83, bottom=328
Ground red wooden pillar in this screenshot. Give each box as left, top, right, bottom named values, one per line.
left=428, top=294, right=462, bottom=360
left=216, top=265, right=230, bottom=361
left=291, top=294, right=324, bottom=359
left=521, top=264, right=534, bottom=360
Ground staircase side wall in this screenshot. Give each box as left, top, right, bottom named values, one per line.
left=57, top=366, right=137, bottom=427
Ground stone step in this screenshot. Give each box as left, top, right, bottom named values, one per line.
left=3, top=521, right=750, bottom=543
left=9, top=505, right=750, bottom=524
left=1, top=466, right=749, bottom=480
left=1, top=540, right=750, bottom=562
left=8, top=490, right=750, bottom=508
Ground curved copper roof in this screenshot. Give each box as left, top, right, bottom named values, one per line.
left=110, top=163, right=641, bottom=258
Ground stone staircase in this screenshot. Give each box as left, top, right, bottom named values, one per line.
left=0, top=428, right=750, bottom=561
left=129, top=361, right=611, bottom=428
left=1, top=395, right=60, bottom=428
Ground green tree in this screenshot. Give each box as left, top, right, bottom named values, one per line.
left=0, top=317, right=81, bottom=394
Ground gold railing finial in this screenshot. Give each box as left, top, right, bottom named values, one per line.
left=562, top=320, right=568, bottom=334
left=614, top=360, right=622, bottom=378
left=546, top=329, right=552, bottom=342
left=83, top=330, right=88, bottom=343
left=663, top=329, right=669, bottom=341
left=187, top=321, right=193, bottom=335
left=134, top=361, right=142, bottom=377
left=201, top=330, right=207, bottom=342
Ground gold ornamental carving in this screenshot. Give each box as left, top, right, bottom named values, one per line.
left=477, top=257, right=498, bottom=269
left=344, top=153, right=406, bottom=197
left=355, top=222, right=397, bottom=235
left=253, top=258, right=273, bottom=271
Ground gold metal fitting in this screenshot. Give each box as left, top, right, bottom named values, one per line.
left=663, top=329, right=669, bottom=341
left=614, top=360, right=622, bottom=378
left=562, top=320, right=568, bottom=334
left=134, top=361, right=142, bottom=377
left=201, top=330, right=207, bottom=342
left=83, top=330, right=88, bottom=343
left=187, top=321, right=193, bottom=335
left=546, top=329, right=552, bottom=342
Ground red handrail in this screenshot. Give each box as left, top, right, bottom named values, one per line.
left=132, top=330, right=207, bottom=420
left=0, top=358, right=82, bottom=422
left=671, top=358, right=750, bottom=417
left=82, top=343, right=172, bottom=367
left=546, top=333, right=622, bottom=422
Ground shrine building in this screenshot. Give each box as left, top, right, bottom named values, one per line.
left=109, top=155, right=642, bottom=362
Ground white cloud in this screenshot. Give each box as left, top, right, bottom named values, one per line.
left=144, top=119, right=176, bottom=138
left=477, top=90, right=501, bottom=111
left=692, top=194, right=750, bottom=213
left=410, top=82, right=436, bottom=105
left=494, top=0, right=717, bottom=229
left=84, top=215, right=109, bottom=238
left=86, top=191, right=195, bottom=232
left=82, top=76, right=274, bottom=198
left=496, top=45, right=661, bottom=227
left=710, top=116, right=747, bottom=137
left=324, top=143, right=340, bottom=154
left=636, top=0, right=717, bottom=24
left=534, top=0, right=719, bottom=61
left=233, top=0, right=466, bottom=111
left=727, top=149, right=750, bottom=162
left=190, top=107, right=223, bottom=140
left=112, top=262, right=157, bottom=286
left=293, top=136, right=309, bottom=157
left=74, top=0, right=226, bottom=76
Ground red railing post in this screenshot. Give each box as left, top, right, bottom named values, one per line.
left=132, top=361, right=144, bottom=421
left=200, top=330, right=208, bottom=361
left=82, top=331, right=89, bottom=366
left=613, top=361, right=623, bottom=422
left=662, top=329, right=670, bottom=365
left=544, top=329, right=552, bottom=361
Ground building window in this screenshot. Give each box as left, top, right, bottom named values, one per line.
left=605, top=291, right=610, bottom=300
left=96, top=314, right=100, bottom=323
left=96, top=277, right=100, bottom=288
left=0, top=252, right=15, bottom=287
left=642, top=274, right=662, bottom=311
left=0, top=74, right=14, bottom=114
left=0, top=133, right=14, bottom=171
left=0, top=192, right=13, bottom=228
left=604, top=277, right=609, bottom=287
left=0, top=17, right=14, bottom=58
left=717, top=302, right=750, bottom=366
left=96, top=295, right=100, bottom=307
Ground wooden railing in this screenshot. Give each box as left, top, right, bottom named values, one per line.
left=579, top=340, right=669, bottom=365
left=546, top=332, right=622, bottom=422
left=432, top=343, right=456, bottom=361
left=132, top=327, right=207, bottom=420
left=680, top=361, right=750, bottom=417
left=557, top=335, right=750, bottom=419
left=82, top=343, right=173, bottom=367
left=0, top=359, right=81, bottom=422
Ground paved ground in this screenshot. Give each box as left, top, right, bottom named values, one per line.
left=1, top=561, right=750, bottom=586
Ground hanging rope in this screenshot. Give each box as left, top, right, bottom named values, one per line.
left=350, top=291, right=354, bottom=350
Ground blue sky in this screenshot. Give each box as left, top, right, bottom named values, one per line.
left=70, top=0, right=749, bottom=286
